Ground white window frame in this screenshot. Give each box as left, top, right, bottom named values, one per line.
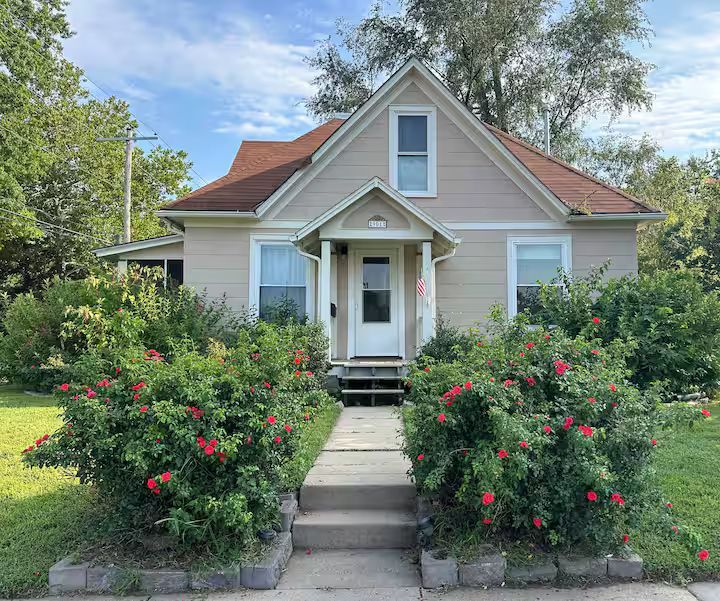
left=249, top=234, right=315, bottom=320
left=389, top=105, right=437, bottom=197
left=506, top=236, right=572, bottom=317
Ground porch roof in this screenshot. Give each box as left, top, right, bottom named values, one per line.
left=290, top=178, right=461, bottom=251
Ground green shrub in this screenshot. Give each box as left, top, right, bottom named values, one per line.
left=536, top=267, right=720, bottom=394
left=404, top=317, right=706, bottom=554
left=22, top=326, right=333, bottom=548
left=0, top=268, right=238, bottom=390
left=417, top=314, right=476, bottom=363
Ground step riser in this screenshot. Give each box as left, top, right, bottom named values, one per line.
left=301, top=484, right=415, bottom=511
left=293, top=522, right=416, bottom=549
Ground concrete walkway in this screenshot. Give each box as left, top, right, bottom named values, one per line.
left=15, top=582, right=704, bottom=600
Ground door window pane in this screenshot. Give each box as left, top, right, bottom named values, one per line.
left=398, top=115, right=427, bottom=152
left=362, top=257, right=390, bottom=290
left=398, top=155, right=428, bottom=191
left=363, top=290, right=391, bottom=323
left=516, top=244, right=562, bottom=285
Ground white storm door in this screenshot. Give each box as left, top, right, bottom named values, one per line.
left=354, top=251, right=400, bottom=357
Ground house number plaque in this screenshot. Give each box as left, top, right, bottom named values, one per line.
left=368, top=215, right=387, bottom=229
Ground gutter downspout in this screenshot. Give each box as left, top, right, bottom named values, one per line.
left=430, top=245, right=458, bottom=326
left=295, top=246, right=322, bottom=322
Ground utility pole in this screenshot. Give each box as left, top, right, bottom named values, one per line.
left=97, top=125, right=158, bottom=242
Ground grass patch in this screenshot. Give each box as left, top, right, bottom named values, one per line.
left=280, top=402, right=342, bottom=491
left=0, top=384, right=99, bottom=598
left=632, top=403, right=720, bottom=582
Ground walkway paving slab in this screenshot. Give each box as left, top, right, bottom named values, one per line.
left=278, top=549, right=420, bottom=589
left=689, top=582, right=720, bottom=601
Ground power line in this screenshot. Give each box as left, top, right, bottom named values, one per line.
left=0, top=206, right=113, bottom=244
left=0, top=3, right=211, bottom=187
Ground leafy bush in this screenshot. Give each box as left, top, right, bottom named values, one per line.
left=417, top=314, right=475, bottom=363
left=22, top=323, right=333, bottom=548
left=535, top=267, right=720, bottom=394
left=0, top=268, right=239, bottom=390
left=404, top=316, right=707, bottom=554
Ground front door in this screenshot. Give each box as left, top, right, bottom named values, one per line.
left=354, top=250, right=400, bottom=357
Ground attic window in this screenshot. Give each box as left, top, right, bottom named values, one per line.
left=389, top=106, right=437, bottom=197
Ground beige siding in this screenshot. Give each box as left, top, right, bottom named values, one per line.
left=436, top=227, right=638, bottom=329
left=118, top=242, right=184, bottom=261
left=281, top=81, right=551, bottom=222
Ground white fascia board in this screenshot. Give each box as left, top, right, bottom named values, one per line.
left=156, top=210, right=257, bottom=218
left=93, top=234, right=184, bottom=258
left=567, top=213, right=667, bottom=222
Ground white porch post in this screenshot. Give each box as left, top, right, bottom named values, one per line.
left=320, top=240, right=332, bottom=357
left=421, top=241, right=433, bottom=343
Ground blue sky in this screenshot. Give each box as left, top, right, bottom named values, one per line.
left=64, top=0, right=720, bottom=188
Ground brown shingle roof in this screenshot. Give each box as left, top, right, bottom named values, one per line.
left=163, top=116, right=658, bottom=215
left=485, top=124, right=658, bottom=214
left=163, top=119, right=345, bottom=212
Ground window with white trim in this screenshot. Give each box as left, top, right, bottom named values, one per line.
left=256, top=243, right=311, bottom=320
left=389, top=106, right=437, bottom=197
left=507, top=237, right=571, bottom=317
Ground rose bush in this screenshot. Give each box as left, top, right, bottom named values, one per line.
left=0, top=268, right=240, bottom=391
left=22, top=321, right=333, bottom=547
left=404, top=316, right=708, bottom=554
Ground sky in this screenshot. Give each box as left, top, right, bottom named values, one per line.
left=63, top=0, right=720, bottom=188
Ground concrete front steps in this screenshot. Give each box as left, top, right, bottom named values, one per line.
left=292, top=408, right=416, bottom=550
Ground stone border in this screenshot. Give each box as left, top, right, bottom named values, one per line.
left=419, top=548, right=643, bottom=589
left=50, top=531, right=294, bottom=595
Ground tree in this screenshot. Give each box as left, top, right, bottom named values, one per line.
left=305, top=0, right=653, bottom=150
left=0, top=0, right=192, bottom=297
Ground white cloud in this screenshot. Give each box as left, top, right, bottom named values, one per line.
left=590, top=10, right=720, bottom=157
left=63, top=0, right=319, bottom=139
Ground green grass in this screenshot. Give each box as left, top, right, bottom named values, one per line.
left=280, top=402, right=342, bottom=491
left=632, top=403, right=720, bottom=582
left=0, top=384, right=99, bottom=598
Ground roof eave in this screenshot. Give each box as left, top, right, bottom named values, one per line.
left=567, top=212, right=667, bottom=222
left=93, top=234, right=184, bottom=258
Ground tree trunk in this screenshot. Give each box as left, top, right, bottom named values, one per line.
left=491, top=55, right=506, bottom=131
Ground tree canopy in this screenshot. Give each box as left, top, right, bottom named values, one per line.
left=305, top=0, right=653, bottom=151
left=0, top=0, right=191, bottom=298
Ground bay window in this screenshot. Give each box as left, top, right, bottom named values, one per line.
left=507, top=237, right=571, bottom=317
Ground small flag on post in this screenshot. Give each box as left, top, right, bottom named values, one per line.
left=417, top=275, right=426, bottom=297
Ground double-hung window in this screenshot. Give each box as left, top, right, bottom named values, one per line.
left=390, top=106, right=437, bottom=196
left=254, top=242, right=311, bottom=320
left=507, top=237, right=571, bottom=317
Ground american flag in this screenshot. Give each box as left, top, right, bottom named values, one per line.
left=417, top=275, right=426, bottom=297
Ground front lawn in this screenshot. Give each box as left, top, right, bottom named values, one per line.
left=633, top=403, right=720, bottom=582
left=0, top=385, right=99, bottom=598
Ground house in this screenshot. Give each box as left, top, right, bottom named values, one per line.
left=94, top=58, right=664, bottom=364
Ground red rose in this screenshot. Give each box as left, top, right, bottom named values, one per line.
left=578, top=425, right=593, bottom=437
left=306, top=371, right=314, bottom=377
left=197, top=437, right=206, bottom=448
left=304, top=414, right=310, bottom=421
left=139, top=406, right=148, bottom=413
left=588, top=397, right=596, bottom=404
left=610, top=493, right=625, bottom=505
left=464, top=381, right=472, bottom=390
left=591, top=349, right=600, bottom=355
left=702, top=409, right=711, bottom=418
left=204, top=445, right=215, bottom=456
left=698, top=550, right=710, bottom=561
left=209, top=439, right=218, bottom=447
left=267, top=416, right=276, bottom=425
left=592, top=316, right=600, bottom=324
left=519, top=441, right=529, bottom=449
left=59, top=383, right=69, bottom=392
left=87, top=390, right=97, bottom=399
left=563, top=416, right=574, bottom=430
left=152, top=488, right=160, bottom=495
left=263, top=381, right=271, bottom=389
left=133, top=393, right=140, bottom=401
left=623, top=534, right=629, bottom=544
left=667, top=502, right=673, bottom=508
left=424, top=367, right=431, bottom=372
left=543, top=425, right=553, bottom=434
left=497, top=449, right=509, bottom=459
left=651, top=439, right=657, bottom=446
left=274, top=436, right=282, bottom=444
left=417, top=453, right=425, bottom=461
left=609, top=383, right=617, bottom=392
left=284, top=424, right=292, bottom=433
left=526, top=342, right=535, bottom=349
left=217, top=452, right=226, bottom=463
left=671, top=525, right=679, bottom=535
left=587, top=491, right=598, bottom=502
left=160, top=471, right=171, bottom=483
left=482, top=518, right=492, bottom=525
left=438, top=413, right=446, bottom=423
left=525, top=377, right=536, bottom=386
left=294, top=370, right=301, bottom=377
left=482, top=492, right=495, bottom=506
left=147, top=478, right=157, bottom=490
left=294, top=357, right=301, bottom=365
left=533, top=517, right=542, bottom=528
